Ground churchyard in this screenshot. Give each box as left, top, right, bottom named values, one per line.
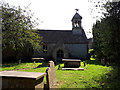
left=1, top=0, right=120, bottom=89
left=1, top=58, right=120, bottom=88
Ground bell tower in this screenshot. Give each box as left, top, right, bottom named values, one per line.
left=71, top=9, right=83, bottom=35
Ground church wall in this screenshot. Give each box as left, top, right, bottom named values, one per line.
left=47, top=43, right=56, bottom=56
left=33, top=43, right=88, bottom=60
left=33, top=43, right=56, bottom=58
left=72, top=28, right=82, bottom=35
left=65, top=44, right=88, bottom=59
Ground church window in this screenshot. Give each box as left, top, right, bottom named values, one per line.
left=43, top=44, right=47, bottom=53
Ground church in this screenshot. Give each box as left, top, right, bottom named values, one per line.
left=34, top=10, right=88, bottom=62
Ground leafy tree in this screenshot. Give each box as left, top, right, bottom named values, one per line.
left=1, top=2, right=42, bottom=62
left=92, top=1, right=120, bottom=64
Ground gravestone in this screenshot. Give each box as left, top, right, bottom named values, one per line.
left=18, top=60, right=21, bottom=64
left=32, top=58, right=45, bottom=63
left=1, top=71, right=46, bottom=89
left=46, top=61, right=57, bottom=88
left=61, top=59, right=84, bottom=70
left=62, top=59, right=81, bottom=68
left=101, top=59, right=105, bottom=66
left=106, top=61, right=110, bottom=67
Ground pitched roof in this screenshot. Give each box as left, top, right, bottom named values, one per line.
left=37, top=29, right=88, bottom=44
left=71, top=12, right=82, bottom=21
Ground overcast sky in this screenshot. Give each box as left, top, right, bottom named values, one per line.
left=2, top=0, right=107, bottom=38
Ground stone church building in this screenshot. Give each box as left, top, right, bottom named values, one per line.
left=34, top=11, right=88, bottom=62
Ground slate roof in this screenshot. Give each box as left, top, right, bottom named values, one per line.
left=37, top=29, right=88, bottom=44
left=71, top=12, right=82, bottom=21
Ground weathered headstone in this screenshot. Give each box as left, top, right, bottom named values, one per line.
left=18, top=60, right=21, bottom=64
left=101, top=59, right=105, bottom=66
left=46, top=61, right=57, bottom=88
left=106, top=61, right=110, bottom=67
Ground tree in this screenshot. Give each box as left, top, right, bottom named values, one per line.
left=1, top=2, right=42, bottom=62
left=92, top=1, right=120, bottom=64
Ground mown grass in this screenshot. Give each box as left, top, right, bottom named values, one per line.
left=1, top=60, right=120, bottom=88
left=56, top=62, right=114, bottom=88
left=1, top=63, right=42, bottom=71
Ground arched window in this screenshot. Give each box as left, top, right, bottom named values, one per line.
left=73, top=21, right=80, bottom=28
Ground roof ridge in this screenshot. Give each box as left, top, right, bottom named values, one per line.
left=37, top=29, right=72, bottom=32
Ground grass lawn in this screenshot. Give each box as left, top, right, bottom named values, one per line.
left=1, top=60, right=120, bottom=88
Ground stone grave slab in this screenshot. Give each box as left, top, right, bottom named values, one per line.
left=62, top=59, right=81, bottom=68
left=0, top=71, right=46, bottom=89
left=32, top=58, right=44, bottom=63
left=61, top=68, right=84, bottom=70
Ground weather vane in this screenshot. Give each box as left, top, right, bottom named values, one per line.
left=75, top=9, right=79, bottom=12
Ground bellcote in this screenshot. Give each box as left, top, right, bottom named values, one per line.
left=71, top=11, right=82, bottom=29
left=71, top=9, right=83, bottom=35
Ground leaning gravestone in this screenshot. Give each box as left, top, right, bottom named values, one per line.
left=46, top=61, right=57, bottom=88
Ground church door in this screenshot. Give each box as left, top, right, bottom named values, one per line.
left=57, top=50, right=64, bottom=61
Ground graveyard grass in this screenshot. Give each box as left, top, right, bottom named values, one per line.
left=1, top=59, right=120, bottom=88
